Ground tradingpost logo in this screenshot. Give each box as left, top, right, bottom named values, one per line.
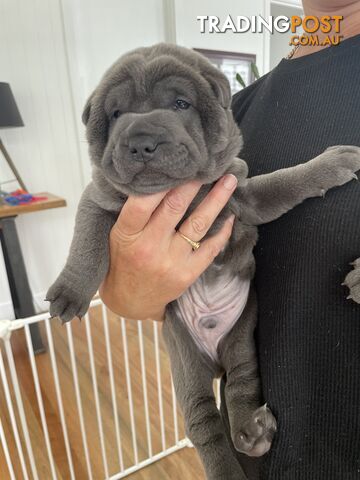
left=197, top=15, right=344, bottom=47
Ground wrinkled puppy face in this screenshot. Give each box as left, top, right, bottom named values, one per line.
left=83, top=44, right=243, bottom=195
left=104, top=76, right=206, bottom=193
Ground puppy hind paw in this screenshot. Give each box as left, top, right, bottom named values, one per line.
left=233, top=404, right=277, bottom=457
left=342, top=261, right=360, bottom=304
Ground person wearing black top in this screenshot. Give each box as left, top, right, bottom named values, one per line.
left=220, top=2, right=360, bottom=479
left=99, top=1, right=360, bottom=478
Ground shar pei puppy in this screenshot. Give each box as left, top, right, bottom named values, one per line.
left=47, top=43, right=360, bottom=480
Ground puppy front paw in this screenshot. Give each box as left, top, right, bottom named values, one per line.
left=46, top=274, right=93, bottom=323
left=318, top=145, right=360, bottom=191
left=343, top=258, right=360, bottom=304
left=233, top=404, right=277, bottom=457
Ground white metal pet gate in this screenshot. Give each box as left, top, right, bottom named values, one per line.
left=0, top=298, right=192, bottom=480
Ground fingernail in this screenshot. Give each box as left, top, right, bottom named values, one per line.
left=222, top=174, right=237, bottom=190
left=227, top=214, right=235, bottom=224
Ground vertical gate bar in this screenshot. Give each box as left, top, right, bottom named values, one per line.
left=66, top=323, right=93, bottom=480
left=24, top=325, right=57, bottom=480
left=84, top=314, right=109, bottom=478
left=0, top=351, right=29, bottom=480
left=170, top=375, right=179, bottom=445
left=153, top=322, right=166, bottom=451
left=0, top=418, right=16, bottom=480
left=44, top=319, right=76, bottom=480
left=4, top=339, right=39, bottom=480
left=137, top=321, right=153, bottom=458
left=120, top=317, right=139, bottom=464
left=102, top=305, right=124, bottom=471
left=0, top=402, right=17, bottom=480
left=216, top=379, right=221, bottom=409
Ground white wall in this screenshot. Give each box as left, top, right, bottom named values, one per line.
left=0, top=0, right=268, bottom=319
left=0, top=0, right=84, bottom=317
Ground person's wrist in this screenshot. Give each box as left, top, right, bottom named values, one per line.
left=145, top=305, right=166, bottom=322
left=118, top=305, right=166, bottom=322
left=99, top=283, right=166, bottom=321
left=126, top=303, right=166, bottom=322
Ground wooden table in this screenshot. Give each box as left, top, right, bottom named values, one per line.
left=0, top=192, right=66, bottom=352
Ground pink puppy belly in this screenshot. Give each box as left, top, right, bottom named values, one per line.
left=175, top=272, right=250, bottom=364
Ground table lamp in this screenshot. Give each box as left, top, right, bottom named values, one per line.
left=0, top=82, right=27, bottom=191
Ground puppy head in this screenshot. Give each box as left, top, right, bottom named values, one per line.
left=83, top=43, right=244, bottom=195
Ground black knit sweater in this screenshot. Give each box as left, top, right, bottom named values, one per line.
left=222, top=34, right=360, bottom=479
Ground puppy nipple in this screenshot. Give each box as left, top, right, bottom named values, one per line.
left=200, top=317, right=218, bottom=330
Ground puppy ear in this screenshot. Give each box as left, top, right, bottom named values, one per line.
left=82, top=91, right=95, bottom=125
left=203, top=68, right=232, bottom=108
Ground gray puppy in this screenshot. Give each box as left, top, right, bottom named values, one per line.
left=47, top=44, right=360, bottom=480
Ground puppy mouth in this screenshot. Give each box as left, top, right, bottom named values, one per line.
left=111, top=142, right=197, bottom=184
left=132, top=171, right=180, bottom=191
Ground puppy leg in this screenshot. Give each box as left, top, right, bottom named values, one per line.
left=46, top=183, right=119, bottom=323
left=218, top=289, right=277, bottom=457
left=237, top=145, right=360, bottom=226
left=343, top=257, right=360, bottom=304
left=163, top=305, right=246, bottom=480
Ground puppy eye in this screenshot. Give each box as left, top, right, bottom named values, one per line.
left=174, top=99, right=190, bottom=110
left=112, top=109, right=121, bottom=119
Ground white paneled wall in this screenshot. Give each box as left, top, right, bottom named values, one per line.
left=0, top=0, right=268, bottom=319
left=0, top=0, right=83, bottom=317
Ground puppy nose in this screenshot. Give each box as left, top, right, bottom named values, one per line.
left=128, top=135, right=158, bottom=161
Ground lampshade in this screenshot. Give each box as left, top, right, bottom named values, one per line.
left=0, top=82, right=24, bottom=128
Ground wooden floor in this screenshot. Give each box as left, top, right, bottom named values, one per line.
left=0, top=304, right=204, bottom=479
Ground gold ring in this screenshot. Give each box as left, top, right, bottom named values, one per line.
left=177, top=231, right=201, bottom=251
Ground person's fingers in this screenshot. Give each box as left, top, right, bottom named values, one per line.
left=147, top=180, right=203, bottom=237
left=171, top=174, right=237, bottom=254
left=187, top=214, right=235, bottom=275
left=115, top=190, right=169, bottom=237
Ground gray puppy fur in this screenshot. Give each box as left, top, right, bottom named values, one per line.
left=47, top=44, right=360, bottom=480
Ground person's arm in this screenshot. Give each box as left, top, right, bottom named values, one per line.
left=99, top=174, right=238, bottom=320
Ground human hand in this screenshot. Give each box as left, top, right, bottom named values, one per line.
left=99, top=174, right=237, bottom=321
